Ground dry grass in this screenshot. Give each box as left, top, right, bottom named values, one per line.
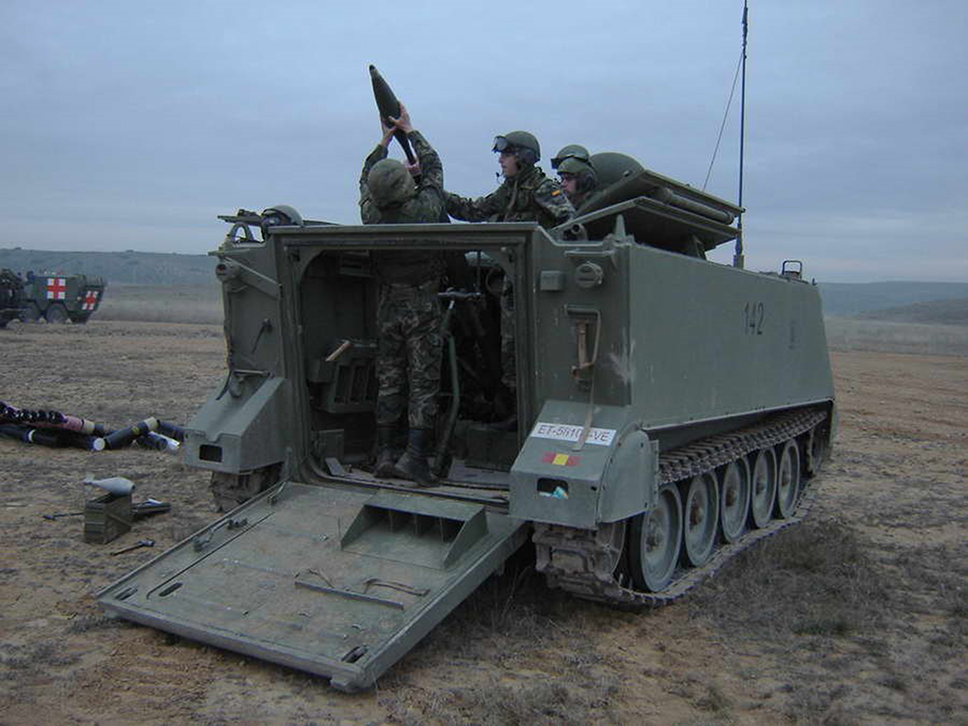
left=688, top=513, right=967, bottom=723
left=825, top=316, right=968, bottom=356
left=95, top=284, right=222, bottom=324
left=376, top=546, right=624, bottom=724
left=690, top=517, right=890, bottom=643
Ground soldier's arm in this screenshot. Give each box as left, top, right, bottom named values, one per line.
left=445, top=188, right=505, bottom=222
left=359, top=117, right=397, bottom=223
left=359, top=144, right=389, bottom=223
left=409, top=131, right=442, bottom=192
left=533, top=179, right=576, bottom=226
left=408, top=129, right=445, bottom=218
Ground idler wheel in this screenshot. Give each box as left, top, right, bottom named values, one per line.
left=681, top=473, right=719, bottom=567
left=629, top=484, right=682, bottom=592
left=807, top=427, right=827, bottom=477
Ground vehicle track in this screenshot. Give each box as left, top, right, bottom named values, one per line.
left=534, top=407, right=828, bottom=607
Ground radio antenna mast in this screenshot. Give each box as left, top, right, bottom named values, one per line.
left=734, top=0, right=749, bottom=269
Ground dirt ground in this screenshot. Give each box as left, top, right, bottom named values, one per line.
left=0, top=317, right=965, bottom=725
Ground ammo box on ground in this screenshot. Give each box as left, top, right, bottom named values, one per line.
left=84, top=493, right=133, bottom=544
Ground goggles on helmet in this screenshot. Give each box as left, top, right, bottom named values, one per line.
left=492, top=136, right=512, bottom=153
left=551, top=149, right=591, bottom=170
left=262, top=213, right=285, bottom=227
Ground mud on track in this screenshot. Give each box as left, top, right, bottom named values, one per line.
left=0, top=318, right=965, bottom=724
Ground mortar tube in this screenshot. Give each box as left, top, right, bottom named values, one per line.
left=65, top=433, right=106, bottom=451
left=104, top=417, right=159, bottom=449
left=0, top=424, right=69, bottom=448
left=136, top=432, right=180, bottom=452
left=60, top=414, right=101, bottom=435
left=156, top=420, right=185, bottom=442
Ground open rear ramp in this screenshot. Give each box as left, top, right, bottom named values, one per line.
left=97, top=482, right=528, bottom=691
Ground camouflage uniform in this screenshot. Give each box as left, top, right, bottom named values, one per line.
left=446, top=166, right=574, bottom=393
left=359, top=130, right=444, bottom=431
left=444, top=164, right=574, bottom=228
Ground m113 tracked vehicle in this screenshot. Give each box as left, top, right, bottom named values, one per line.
left=98, top=162, right=835, bottom=691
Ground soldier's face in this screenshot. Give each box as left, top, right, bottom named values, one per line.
left=499, top=151, right=519, bottom=178
left=559, top=173, right=578, bottom=199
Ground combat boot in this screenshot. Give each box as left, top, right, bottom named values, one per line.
left=374, top=426, right=401, bottom=479
left=393, top=429, right=436, bottom=487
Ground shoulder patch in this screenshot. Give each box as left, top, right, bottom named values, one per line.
left=551, top=189, right=560, bottom=197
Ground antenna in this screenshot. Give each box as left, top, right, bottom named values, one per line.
left=733, top=1, right=749, bottom=269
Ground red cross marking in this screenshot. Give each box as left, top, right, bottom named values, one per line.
left=83, top=290, right=100, bottom=310
left=46, top=278, right=67, bottom=300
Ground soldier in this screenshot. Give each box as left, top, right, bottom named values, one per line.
left=359, top=103, right=444, bottom=486
left=445, top=132, right=574, bottom=427
left=551, top=144, right=599, bottom=211
left=445, top=131, right=574, bottom=227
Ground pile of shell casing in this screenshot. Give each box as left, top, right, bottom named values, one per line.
left=0, top=402, right=184, bottom=452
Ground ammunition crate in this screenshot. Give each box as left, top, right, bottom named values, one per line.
left=84, top=492, right=133, bottom=544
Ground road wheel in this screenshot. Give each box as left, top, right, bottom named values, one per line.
left=719, top=458, right=751, bottom=543
left=681, top=473, right=718, bottom=567
left=775, top=439, right=802, bottom=518
left=21, top=303, right=41, bottom=322
left=628, top=484, right=683, bottom=592
left=45, top=303, right=69, bottom=324
left=749, top=447, right=777, bottom=529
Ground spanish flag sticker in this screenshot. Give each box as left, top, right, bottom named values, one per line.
left=541, top=451, right=579, bottom=466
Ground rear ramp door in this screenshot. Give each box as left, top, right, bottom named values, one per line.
left=98, top=482, right=527, bottom=691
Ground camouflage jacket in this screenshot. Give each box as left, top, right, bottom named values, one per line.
left=445, top=165, right=574, bottom=229
left=359, top=130, right=444, bottom=225
left=359, top=130, right=446, bottom=285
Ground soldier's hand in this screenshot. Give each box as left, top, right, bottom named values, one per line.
left=405, top=160, right=421, bottom=178
left=389, top=102, right=413, bottom=134
left=379, top=116, right=395, bottom=147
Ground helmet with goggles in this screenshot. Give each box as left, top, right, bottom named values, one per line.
left=492, top=131, right=540, bottom=166
left=551, top=144, right=591, bottom=170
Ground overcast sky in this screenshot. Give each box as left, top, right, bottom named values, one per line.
left=1, top=1, right=965, bottom=282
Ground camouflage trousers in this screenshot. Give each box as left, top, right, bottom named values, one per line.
left=376, top=280, right=443, bottom=430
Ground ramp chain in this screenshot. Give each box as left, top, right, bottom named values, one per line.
left=533, top=407, right=828, bottom=608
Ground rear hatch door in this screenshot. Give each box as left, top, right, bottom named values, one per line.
left=98, top=481, right=527, bottom=691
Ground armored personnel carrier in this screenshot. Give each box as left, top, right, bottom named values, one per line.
left=0, top=269, right=26, bottom=327
left=98, top=162, right=835, bottom=691
left=21, top=272, right=106, bottom=323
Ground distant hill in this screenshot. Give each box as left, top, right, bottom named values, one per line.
left=852, top=298, right=968, bottom=326
left=818, top=281, right=968, bottom=317
left=0, top=248, right=216, bottom=285
left=2, top=249, right=967, bottom=318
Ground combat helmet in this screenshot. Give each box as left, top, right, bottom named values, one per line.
left=553, top=145, right=597, bottom=193
left=367, top=158, right=416, bottom=207
left=493, top=131, right=540, bottom=166
left=551, top=144, right=591, bottom=169
left=261, top=205, right=304, bottom=227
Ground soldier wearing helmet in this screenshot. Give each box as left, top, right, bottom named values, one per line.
left=444, top=131, right=574, bottom=228
left=445, top=132, right=574, bottom=429
left=359, top=102, right=445, bottom=487
left=551, top=145, right=599, bottom=211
